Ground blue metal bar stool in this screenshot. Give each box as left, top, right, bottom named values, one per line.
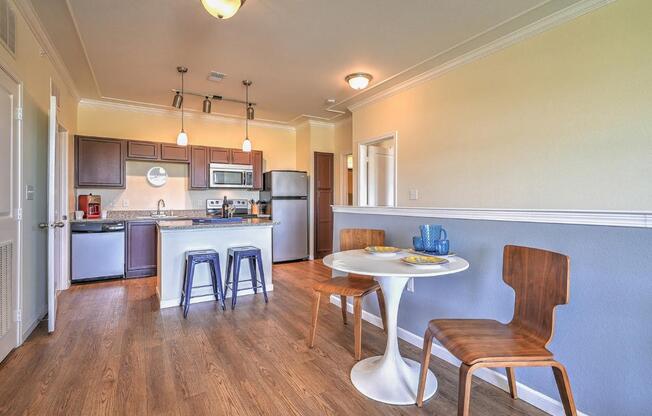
left=181, top=249, right=226, bottom=318
left=225, top=246, right=268, bottom=309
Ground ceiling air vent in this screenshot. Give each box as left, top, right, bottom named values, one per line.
left=0, top=0, right=15, bottom=54
left=207, top=71, right=226, bottom=82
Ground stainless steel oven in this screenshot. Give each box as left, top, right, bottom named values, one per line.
left=209, top=163, right=254, bottom=188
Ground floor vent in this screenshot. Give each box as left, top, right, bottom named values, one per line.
left=0, top=240, right=12, bottom=338
left=0, top=0, right=15, bottom=55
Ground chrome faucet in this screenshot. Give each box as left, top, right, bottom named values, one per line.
left=157, top=199, right=166, bottom=216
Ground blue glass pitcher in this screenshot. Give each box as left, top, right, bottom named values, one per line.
left=419, top=224, right=447, bottom=252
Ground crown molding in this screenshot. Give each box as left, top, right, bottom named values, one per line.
left=348, top=0, right=615, bottom=112
left=332, top=206, right=652, bottom=229
left=79, top=98, right=296, bottom=132
left=12, top=0, right=80, bottom=101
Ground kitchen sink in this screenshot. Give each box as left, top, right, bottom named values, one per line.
left=134, top=215, right=184, bottom=220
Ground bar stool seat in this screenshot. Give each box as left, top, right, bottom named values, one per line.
left=225, top=246, right=268, bottom=309
left=181, top=249, right=226, bottom=318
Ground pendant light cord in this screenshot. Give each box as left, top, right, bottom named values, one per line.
left=245, top=83, right=249, bottom=138
left=181, top=71, right=185, bottom=131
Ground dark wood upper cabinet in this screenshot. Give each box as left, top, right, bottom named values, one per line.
left=127, top=140, right=159, bottom=160
left=190, top=146, right=209, bottom=189
left=160, top=143, right=190, bottom=162
left=126, top=221, right=157, bottom=278
left=231, top=149, right=252, bottom=165
left=252, top=150, right=263, bottom=190
left=209, top=147, right=230, bottom=164
left=75, top=135, right=126, bottom=188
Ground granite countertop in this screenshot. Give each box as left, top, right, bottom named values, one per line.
left=157, top=218, right=277, bottom=231
left=69, top=210, right=271, bottom=224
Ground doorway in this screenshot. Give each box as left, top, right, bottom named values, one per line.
left=313, top=152, right=333, bottom=259
left=0, top=66, right=21, bottom=362
left=358, top=133, right=397, bottom=207
left=340, top=153, right=353, bottom=206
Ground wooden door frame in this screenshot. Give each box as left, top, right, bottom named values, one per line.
left=313, top=151, right=334, bottom=259
left=357, top=131, right=398, bottom=207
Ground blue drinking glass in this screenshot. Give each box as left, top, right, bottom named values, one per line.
left=413, top=236, right=424, bottom=252
left=420, top=224, right=447, bottom=252
left=434, top=239, right=450, bottom=255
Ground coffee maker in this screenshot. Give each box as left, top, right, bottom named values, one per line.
left=78, top=194, right=101, bottom=219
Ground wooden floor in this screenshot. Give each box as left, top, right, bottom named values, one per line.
left=0, top=260, right=545, bottom=415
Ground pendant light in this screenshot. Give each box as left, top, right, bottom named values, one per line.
left=201, top=0, right=245, bottom=19
left=242, top=80, right=252, bottom=152
left=176, top=66, right=188, bottom=146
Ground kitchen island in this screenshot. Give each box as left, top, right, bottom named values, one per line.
left=156, top=218, right=276, bottom=309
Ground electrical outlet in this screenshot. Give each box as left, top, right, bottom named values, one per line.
left=407, top=278, right=415, bottom=292
left=409, top=189, right=419, bottom=200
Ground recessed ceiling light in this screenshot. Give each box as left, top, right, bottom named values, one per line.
left=345, top=73, right=372, bottom=90
left=325, top=98, right=336, bottom=105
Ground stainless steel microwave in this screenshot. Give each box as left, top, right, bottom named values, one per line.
left=209, top=163, right=254, bottom=188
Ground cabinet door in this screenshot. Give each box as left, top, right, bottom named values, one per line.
left=209, top=147, right=230, bottom=164
left=126, top=221, right=157, bottom=278
left=127, top=140, right=159, bottom=160
left=252, top=150, right=263, bottom=190
left=161, top=143, right=190, bottom=162
left=75, top=135, right=126, bottom=188
left=231, top=149, right=252, bottom=165
left=190, top=146, right=209, bottom=189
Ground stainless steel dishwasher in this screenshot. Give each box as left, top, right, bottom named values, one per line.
left=71, top=221, right=125, bottom=282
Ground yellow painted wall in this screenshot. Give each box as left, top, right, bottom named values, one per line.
left=333, top=117, right=353, bottom=205
left=75, top=102, right=297, bottom=210
left=352, top=0, right=652, bottom=210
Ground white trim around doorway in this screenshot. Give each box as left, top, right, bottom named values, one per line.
left=357, top=131, right=398, bottom=207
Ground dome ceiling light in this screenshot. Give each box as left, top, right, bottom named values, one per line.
left=345, top=72, right=373, bottom=90
left=201, top=0, right=246, bottom=19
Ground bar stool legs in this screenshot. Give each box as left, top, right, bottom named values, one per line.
left=181, top=250, right=226, bottom=318
left=226, top=246, right=268, bottom=309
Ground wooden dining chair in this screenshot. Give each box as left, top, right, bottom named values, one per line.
left=416, top=245, right=577, bottom=416
left=308, top=229, right=388, bottom=360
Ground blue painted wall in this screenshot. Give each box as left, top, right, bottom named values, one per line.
left=333, top=212, right=652, bottom=415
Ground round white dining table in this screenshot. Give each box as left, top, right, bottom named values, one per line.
left=322, top=249, right=469, bottom=405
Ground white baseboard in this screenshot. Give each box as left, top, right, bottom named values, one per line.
left=21, top=307, right=47, bottom=343
left=330, top=295, right=587, bottom=416
left=160, top=284, right=274, bottom=309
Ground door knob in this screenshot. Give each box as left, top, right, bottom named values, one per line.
left=52, top=221, right=65, bottom=228
left=38, top=223, right=49, bottom=229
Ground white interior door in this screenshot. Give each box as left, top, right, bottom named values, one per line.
left=47, top=96, right=57, bottom=333
left=54, top=129, right=68, bottom=292
left=0, top=69, right=20, bottom=361
left=367, top=145, right=395, bottom=207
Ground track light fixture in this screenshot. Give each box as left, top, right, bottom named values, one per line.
left=172, top=91, right=183, bottom=108
left=202, top=97, right=212, bottom=113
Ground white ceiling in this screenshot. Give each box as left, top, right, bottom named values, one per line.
left=31, top=0, right=583, bottom=124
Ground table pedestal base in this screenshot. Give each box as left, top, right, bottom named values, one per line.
left=350, top=275, right=437, bottom=405
left=351, top=356, right=437, bottom=405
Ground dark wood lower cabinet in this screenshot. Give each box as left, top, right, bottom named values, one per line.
left=126, top=221, right=157, bottom=278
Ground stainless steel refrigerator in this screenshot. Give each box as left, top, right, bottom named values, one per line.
left=261, top=170, right=309, bottom=262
